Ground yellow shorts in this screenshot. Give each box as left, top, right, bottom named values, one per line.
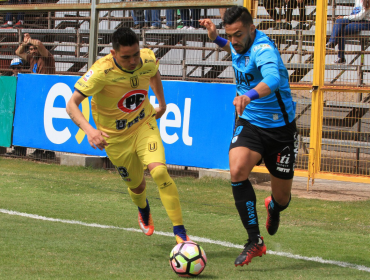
left=105, top=116, right=166, bottom=189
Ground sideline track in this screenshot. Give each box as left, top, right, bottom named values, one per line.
left=1, top=208, right=369, bottom=273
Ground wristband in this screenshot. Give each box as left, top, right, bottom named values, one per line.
left=213, top=36, right=228, bottom=48
left=243, top=89, right=259, bottom=101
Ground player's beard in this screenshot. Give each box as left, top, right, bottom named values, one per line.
left=233, top=35, right=253, bottom=54
left=240, top=36, right=253, bottom=54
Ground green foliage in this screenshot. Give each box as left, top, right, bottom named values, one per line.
left=0, top=157, right=369, bottom=279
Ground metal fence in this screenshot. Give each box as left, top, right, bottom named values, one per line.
left=1, top=0, right=370, bottom=183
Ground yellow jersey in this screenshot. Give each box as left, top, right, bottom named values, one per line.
left=74, top=49, right=159, bottom=141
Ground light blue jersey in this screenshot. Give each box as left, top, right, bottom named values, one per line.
left=231, top=29, right=296, bottom=128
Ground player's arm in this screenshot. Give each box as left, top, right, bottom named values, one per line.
left=199, top=19, right=231, bottom=54
left=149, top=70, right=167, bottom=119
left=66, top=90, right=109, bottom=150
left=234, top=49, right=281, bottom=116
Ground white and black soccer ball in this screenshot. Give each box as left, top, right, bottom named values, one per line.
left=169, top=241, right=207, bottom=277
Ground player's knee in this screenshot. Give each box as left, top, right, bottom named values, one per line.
left=230, top=166, right=250, bottom=182
left=150, top=164, right=170, bottom=184
left=130, top=178, right=146, bottom=194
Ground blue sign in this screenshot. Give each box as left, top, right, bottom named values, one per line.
left=13, top=74, right=105, bottom=156
left=152, top=81, right=235, bottom=169
left=13, top=74, right=236, bottom=169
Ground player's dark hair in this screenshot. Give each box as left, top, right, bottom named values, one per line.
left=112, top=27, right=139, bottom=50
left=223, top=6, right=253, bottom=27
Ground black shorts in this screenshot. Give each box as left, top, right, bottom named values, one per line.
left=229, top=118, right=298, bottom=180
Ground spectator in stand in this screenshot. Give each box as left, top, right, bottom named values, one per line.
left=132, top=9, right=147, bottom=29
left=179, top=9, right=201, bottom=30
left=9, top=58, right=23, bottom=76
left=1, top=0, right=26, bottom=28
left=15, top=33, right=56, bottom=159
left=293, top=0, right=308, bottom=30
left=262, top=0, right=297, bottom=30
left=5, top=58, right=27, bottom=157
left=164, top=9, right=175, bottom=29
left=146, top=0, right=161, bottom=29
left=293, top=0, right=316, bottom=30
left=130, top=0, right=149, bottom=29
left=326, top=0, right=370, bottom=64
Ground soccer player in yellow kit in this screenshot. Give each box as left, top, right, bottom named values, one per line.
left=66, top=27, right=190, bottom=244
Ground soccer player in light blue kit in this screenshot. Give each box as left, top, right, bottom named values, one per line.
left=200, top=6, right=298, bottom=267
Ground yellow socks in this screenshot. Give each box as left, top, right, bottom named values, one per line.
left=150, top=165, right=183, bottom=226
left=127, top=187, right=147, bottom=209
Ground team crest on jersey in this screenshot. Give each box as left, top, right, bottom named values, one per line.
left=148, top=142, right=157, bottom=152
left=117, top=89, right=147, bottom=113
left=245, top=56, right=250, bottom=66
left=83, top=70, right=93, bottom=81
left=130, top=76, right=139, bottom=88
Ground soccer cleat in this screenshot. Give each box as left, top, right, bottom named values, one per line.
left=265, top=196, right=280, bottom=236
left=234, top=236, right=266, bottom=266
left=175, top=233, right=191, bottom=244
left=138, top=201, right=154, bottom=236
left=174, top=225, right=191, bottom=244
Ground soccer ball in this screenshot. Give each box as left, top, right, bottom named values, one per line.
left=169, top=241, right=207, bottom=277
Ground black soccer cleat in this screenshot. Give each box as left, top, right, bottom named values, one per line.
left=234, top=236, right=266, bottom=266
left=265, top=196, right=280, bottom=235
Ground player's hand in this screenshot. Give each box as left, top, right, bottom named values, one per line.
left=155, top=105, right=166, bottom=119
left=336, top=15, right=344, bottom=19
left=233, top=95, right=251, bottom=116
left=199, top=19, right=218, bottom=41
left=87, top=129, right=109, bottom=150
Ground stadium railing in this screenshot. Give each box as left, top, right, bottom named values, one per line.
left=1, top=0, right=370, bottom=184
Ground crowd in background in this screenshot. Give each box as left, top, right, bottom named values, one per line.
left=1, top=1, right=370, bottom=66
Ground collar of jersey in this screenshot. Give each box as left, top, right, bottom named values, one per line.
left=113, top=57, right=143, bottom=73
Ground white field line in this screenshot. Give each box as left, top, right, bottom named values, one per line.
left=1, top=208, right=369, bottom=273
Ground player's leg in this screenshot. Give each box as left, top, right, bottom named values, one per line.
left=138, top=118, right=189, bottom=243
left=106, top=138, right=154, bottom=236
left=128, top=176, right=155, bottom=236
left=229, top=120, right=267, bottom=266
left=263, top=121, right=298, bottom=236
left=264, top=175, right=292, bottom=236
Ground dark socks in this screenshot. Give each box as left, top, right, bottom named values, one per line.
left=232, top=179, right=260, bottom=241
left=268, top=194, right=291, bottom=214
left=138, top=199, right=150, bottom=224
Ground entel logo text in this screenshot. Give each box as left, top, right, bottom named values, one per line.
left=43, top=83, right=193, bottom=146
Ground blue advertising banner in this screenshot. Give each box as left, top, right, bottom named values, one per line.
left=152, top=81, right=235, bottom=169
left=13, top=74, right=104, bottom=156
left=13, top=74, right=235, bottom=169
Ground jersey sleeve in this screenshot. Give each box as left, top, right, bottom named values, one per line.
left=142, top=48, right=159, bottom=77
left=254, top=44, right=278, bottom=69
left=253, top=44, right=280, bottom=93
left=74, top=66, right=105, bottom=96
